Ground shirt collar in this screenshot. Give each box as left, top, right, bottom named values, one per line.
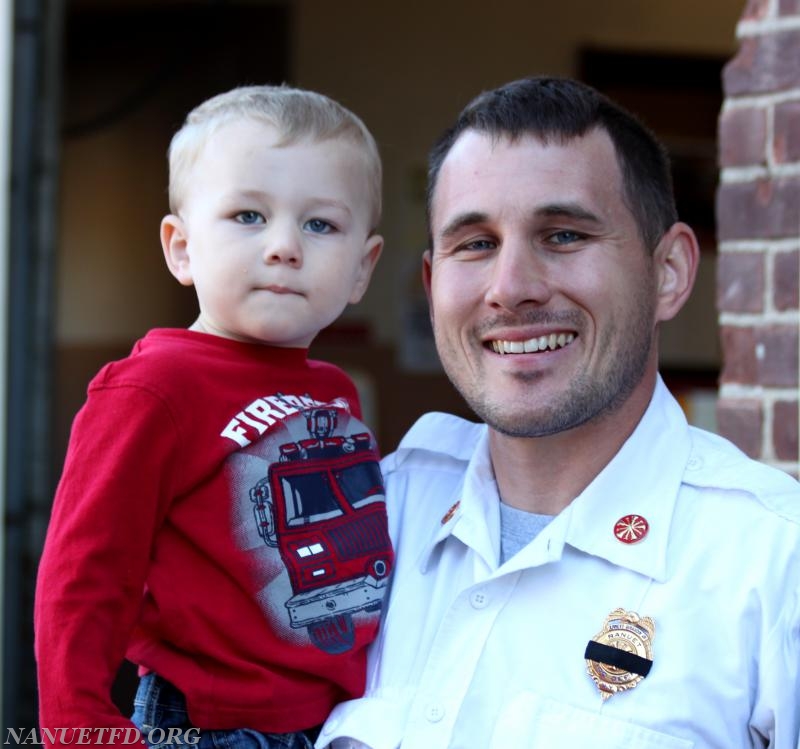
left=561, top=377, right=691, bottom=582
left=419, top=426, right=500, bottom=574
left=420, top=377, right=691, bottom=582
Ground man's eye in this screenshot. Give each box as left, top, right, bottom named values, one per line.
left=460, top=239, right=496, bottom=252
left=548, top=230, right=583, bottom=245
left=235, top=211, right=265, bottom=225
left=304, top=218, right=335, bottom=234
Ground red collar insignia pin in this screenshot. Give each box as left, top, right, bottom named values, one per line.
left=614, top=514, right=649, bottom=544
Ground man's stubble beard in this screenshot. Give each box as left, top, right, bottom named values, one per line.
left=435, top=292, right=657, bottom=439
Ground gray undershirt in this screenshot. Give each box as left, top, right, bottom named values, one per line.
left=499, top=501, right=555, bottom=564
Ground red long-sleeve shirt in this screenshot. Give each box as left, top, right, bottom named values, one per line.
left=35, top=329, right=392, bottom=739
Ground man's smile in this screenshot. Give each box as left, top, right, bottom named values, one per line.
left=489, top=332, right=576, bottom=354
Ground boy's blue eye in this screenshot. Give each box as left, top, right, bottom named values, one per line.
left=304, top=218, right=335, bottom=234
left=235, top=211, right=265, bottom=225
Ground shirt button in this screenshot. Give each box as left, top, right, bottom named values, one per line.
left=470, top=590, right=489, bottom=609
left=323, top=718, right=340, bottom=733
left=425, top=703, right=446, bottom=723
left=687, top=455, right=704, bottom=471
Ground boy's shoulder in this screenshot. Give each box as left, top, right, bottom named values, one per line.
left=91, top=329, right=200, bottom=389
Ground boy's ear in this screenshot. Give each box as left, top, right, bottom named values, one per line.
left=348, top=234, right=384, bottom=304
left=653, top=221, right=699, bottom=323
left=161, top=214, right=194, bottom=286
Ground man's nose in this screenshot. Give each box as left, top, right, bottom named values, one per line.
left=263, top=222, right=303, bottom=267
left=484, top=237, right=553, bottom=310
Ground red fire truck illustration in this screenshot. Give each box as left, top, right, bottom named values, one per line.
left=249, top=407, right=392, bottom=654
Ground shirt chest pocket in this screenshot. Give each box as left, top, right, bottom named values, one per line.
left=490, top=693, right=694, bottom=749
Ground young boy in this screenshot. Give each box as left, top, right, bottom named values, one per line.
left=34, top=85, right=393, bottom=749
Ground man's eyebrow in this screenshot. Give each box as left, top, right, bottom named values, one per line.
left=536, top=202, right=602, bottom=224
left=437, top=211, right=490, bottom=242
left=435, top=203, right=604, bottom=245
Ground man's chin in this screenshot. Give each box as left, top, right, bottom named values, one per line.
left=463, top=382, right=634, bottom=439
left=479, top=408, right=589, bottom=439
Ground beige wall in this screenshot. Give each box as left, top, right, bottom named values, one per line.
left=56, top=0, right=744, bottom=353
left=58, top=119, right=189, bottom=342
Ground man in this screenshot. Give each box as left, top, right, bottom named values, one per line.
left=318, top=77, right=800, bottom=749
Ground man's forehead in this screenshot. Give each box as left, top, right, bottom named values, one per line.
left=438, top=129, right=518, bottom=174
left=440, top=126, right=616, bottom=172
left=431, top=127, right=622, bottom=223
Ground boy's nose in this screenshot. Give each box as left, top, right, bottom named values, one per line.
left=264, top=227, right=303, bottom=267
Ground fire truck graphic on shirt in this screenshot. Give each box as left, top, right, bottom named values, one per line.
left=231, top=398, right=392, bottom=655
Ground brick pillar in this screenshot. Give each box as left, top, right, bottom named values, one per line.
left=716, top=0, right=800, bottom=475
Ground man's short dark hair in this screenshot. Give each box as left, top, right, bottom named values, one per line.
left=427, top=76, right=678, bottom=251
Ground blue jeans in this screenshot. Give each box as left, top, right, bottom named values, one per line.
left=131, top=673, right=317, bottom=749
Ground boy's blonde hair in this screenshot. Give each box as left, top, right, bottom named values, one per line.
left=167, top=84, right=382, bottom=229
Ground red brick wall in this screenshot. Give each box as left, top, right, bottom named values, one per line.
left=716, top=0, right=800, bottom=474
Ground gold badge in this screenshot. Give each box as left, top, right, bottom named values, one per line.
left=585, top=608, right=655, bottom=700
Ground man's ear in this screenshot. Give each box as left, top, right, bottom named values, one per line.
left=422, top=249, right=433, bottom=313
left=653, top=222, right=700, bottom=323
left=161, top=214, right=194, bottom=286
left=348, top=234, right=384, bottom=304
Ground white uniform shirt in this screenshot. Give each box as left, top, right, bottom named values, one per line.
left=319, top=379, right=800, bottom=749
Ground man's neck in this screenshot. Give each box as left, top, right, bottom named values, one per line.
left=488, top=375, right=656, bottom=515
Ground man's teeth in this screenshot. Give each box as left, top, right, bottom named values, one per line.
left=491, top=333, right=575, bottom=355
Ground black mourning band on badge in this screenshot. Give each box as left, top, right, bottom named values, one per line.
left=584, top=641, right=653, bottom=677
